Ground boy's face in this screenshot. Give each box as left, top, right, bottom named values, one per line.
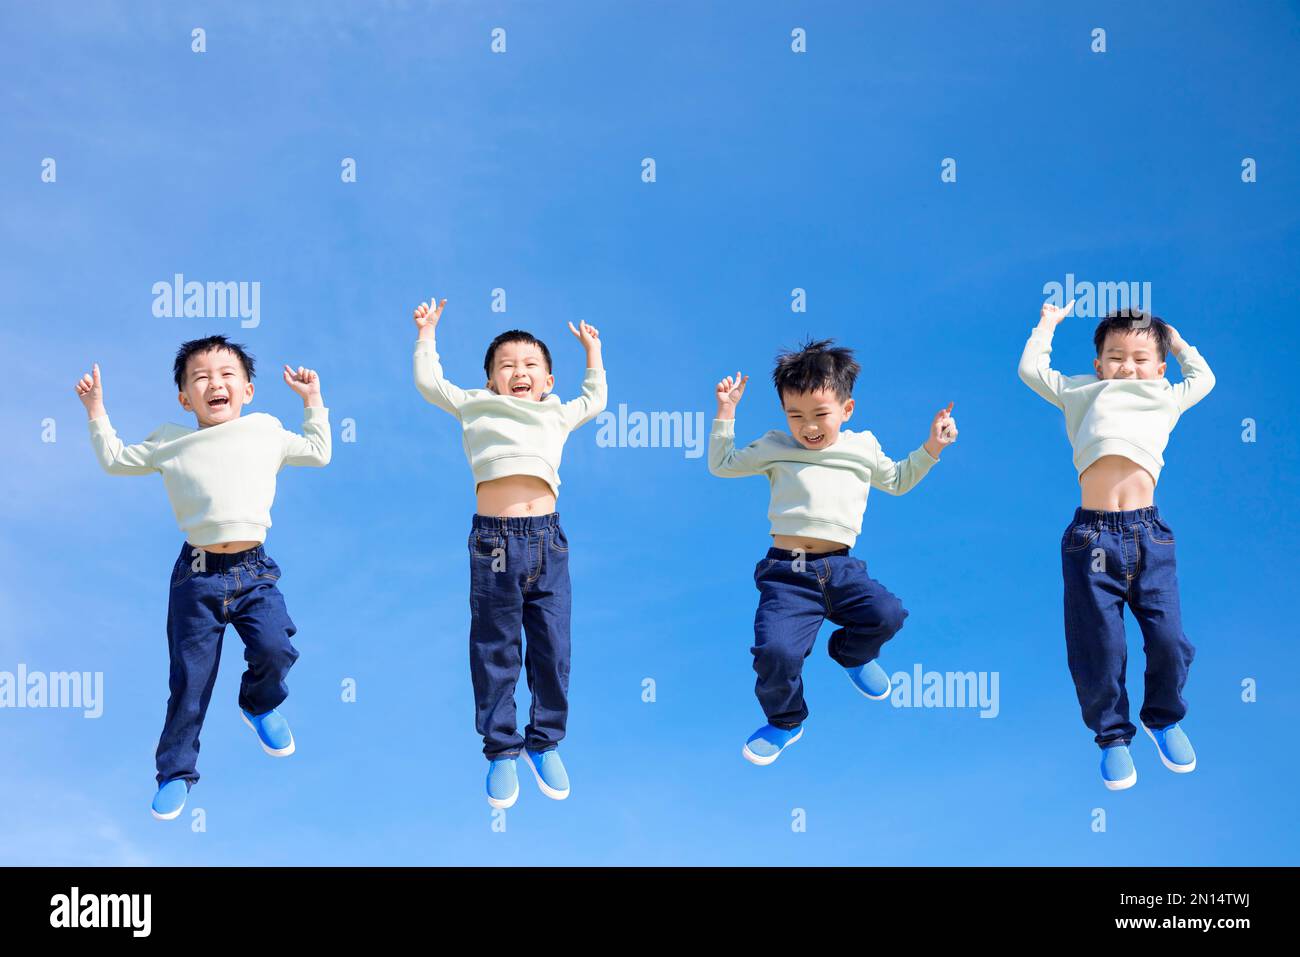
left=1094, top=329, right=1168, bottom=381
left=782, top=386, right=853, bottom=450
left=487, top=341, right=554, bottom=401
left=177, top=347, right=254, bottom=427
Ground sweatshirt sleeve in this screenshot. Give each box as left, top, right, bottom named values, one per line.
left=87, top=416, right=162, bottom=475
left=414, top=338, right=471, bottom=416
left=1017, top=324, right=1068, bottom=409
left=1169, top=342, right=1216, bottom=413
left=560, top=368, right=608, bottom=431
left=707, top=418, right=771, bottom=477
left=867, top=436, right=939, bottom=496
left=281, top=406, right=332, bottom=467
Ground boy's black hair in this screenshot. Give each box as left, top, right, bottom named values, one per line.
left=483, top=330, right=552, bottom=378
left=1093, top=310, right=1171, bottom=361
left=173, top=335, right=256, bottom=390
left=772, top=337, right=860, bottom=403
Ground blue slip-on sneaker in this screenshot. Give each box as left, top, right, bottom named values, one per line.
left=487, top=757, right=520, bottom=809
left=845, top=659, right=892, bottom=700
left=742, top=723, right=804, bottom=766
left=1142, top=722, right=1197, bottom=773
left=240, top=707, right=295, bottom=757
left=523, top=748, right=571, bottom=801
left=1100, top=744, right=1137, bottom=790
left=151, top=777, right=189, bottom=821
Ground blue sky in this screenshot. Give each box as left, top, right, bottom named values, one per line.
left=1, top=0, right=1297, bottom=865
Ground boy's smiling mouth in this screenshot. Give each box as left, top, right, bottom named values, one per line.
left=207, top=395, right=230, bottom=408
left=510, top=382, right=532, bottom=396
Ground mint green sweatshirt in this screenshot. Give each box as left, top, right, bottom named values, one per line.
left=708, top=418, right=939, bottom=548
left=1017, top=324, right=1215, bottom=483
left=87, top=408, right=332, bottom=546
left=413, top=338, right=607, bottom=496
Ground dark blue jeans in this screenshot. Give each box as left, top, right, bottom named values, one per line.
left=468, top=513, right=572, bottom=760
left=752, top=547, right=909, bottom=728
left=157, top=541, right=300, bottom=786
left=1061, top=506, right=1196, bottom=750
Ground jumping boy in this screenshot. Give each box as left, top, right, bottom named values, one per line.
left=75, top=335, right=331, bottom=820
left=1018, top=300, right=1215, bottom=789
left=412, top=296, right=607, bottom=808
left=708, top=338, right=956, bottom=764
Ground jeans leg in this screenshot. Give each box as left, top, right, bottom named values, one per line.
left=751, top=558, right=825, bottom=727
left=1062, top=525, right=1134, bottom=748
left=468, top=529, right=526, bottom=759
left=227, top=564, right=300, bottom=716
left=156, top=567, right=227, bottom=786
left=824, top=557, right=909, bottom=667
left=1130, top=521, right=1195, bottom=730
left=521, top=524, right=572, bottom=752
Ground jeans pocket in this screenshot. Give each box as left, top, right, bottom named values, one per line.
left=470, top=531, right=503, bottom=559
left=171, top=549, right=202, bottom=588
left=254, top=557, right=281, bottom=582
left=1062, top=525, right=1099, bottom=553
left=1147, top=520, right=1175, bottom=545
left=549, top=526, right=569, bottom=552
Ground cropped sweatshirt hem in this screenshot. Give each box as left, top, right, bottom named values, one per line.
left=187, top=522, right=269, bottom=547
left=768, top=518, right=859, bottom=548
left=1074, top=438, right=1161, bottom=484
left=474, top=454, right=561, bottom=496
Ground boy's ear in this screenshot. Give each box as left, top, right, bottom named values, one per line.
left=245, top=380, right=255, bottom=403
left=177, top=391, right=191, bottom=411
left=842, top=397, right=854, bottom=421
left=1093, top=357, right=1103, bottom=377
left=1157, top=359, right=1167, bottom=377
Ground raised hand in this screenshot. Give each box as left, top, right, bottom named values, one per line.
left=74, top=363, right=106, bottom=418
left=567, top=320, right=601, bottom=351
left=1040, top=298, right=1076, bottom=327
left=715, top=371, right=749, bottom=419
left=925, top=401, right=957, bottom=458
left=283, top=365, right=323, bottom=406
left=413, top=297, right=447, bottom=339
left=1164, top=322, right=1186, bottom=354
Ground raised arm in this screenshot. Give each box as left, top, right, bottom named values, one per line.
left=412, top=297, right=471, bottom=416
left=707, top=372, right=769, bottom=477
left=1017, top=300, right=1074, bottom=409
left=76, top=363, right=159, bottom=475
left=560, top=320, right=608, bottom=430
left=280, top=365, right=332, bottom=467
left=1165, top=325, right=1216, bottom=412
left=867, top=424, right=942, bottom=496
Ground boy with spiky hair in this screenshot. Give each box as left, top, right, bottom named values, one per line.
left=1019, top=301, right=1215, bottom=790
left=708, top=338, right=957, bottom=765
left=412, top=296, right=607, bottom=809
left=74, top=335, right=331, bottom=820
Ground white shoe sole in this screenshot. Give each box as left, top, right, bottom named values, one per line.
left=150, top=803, right=184, bottom=821
left=487, top=779, right=520, bottom=809
left=1102, top=766, right=1138, bottom=790
left=524, top=752, right=570, bottom=800
left=241, top=711, right=295, bottom=757
left=742, top=726, right=804, bottom=766
left=1142, top=723, right=1196, bottom=773
left=850, top=673, right=892, bottom=701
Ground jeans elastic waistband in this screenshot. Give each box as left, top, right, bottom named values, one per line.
left=472, top=512, right=561, bottom=533
left=177, top=540, right=267, bottom=569
left=765, top=545, right=850, bottom=562
left=1072, top=506, right=1160, bottom=530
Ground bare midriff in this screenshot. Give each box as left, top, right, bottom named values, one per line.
left=1079, top=455, right=1156, bottom=511
left=772, top=534, right=847, bottom=555
left=191, top=540, right=262, bottom=554
left=476, top=475, right=557, bottom=518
